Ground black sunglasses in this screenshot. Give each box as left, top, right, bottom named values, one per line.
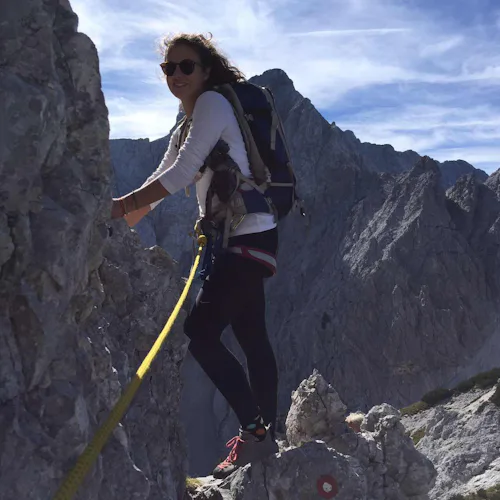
left=160, top=59, right=201, bottom=77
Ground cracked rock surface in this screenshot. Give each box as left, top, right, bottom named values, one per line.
left=0, top=1, right=188, bottom=498
left=186, top=371, right=436, bottom=500
left=402, top=380, right=500, bottom=500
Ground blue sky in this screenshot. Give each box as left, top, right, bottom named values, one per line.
left=72, top=0, right=500, bottom=173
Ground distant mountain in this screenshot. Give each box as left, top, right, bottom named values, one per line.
left=336, top=128, right=488, bottom=188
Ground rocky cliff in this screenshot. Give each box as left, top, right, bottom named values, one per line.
left=185, top=370, right=500, bottom=500
left=402, top=372, right=500, bottom=500
left=110, top=68, right=500, bottom=475
left=0, top=1, right=187, bottom=498
left=186, top=371, right=437, bottom=500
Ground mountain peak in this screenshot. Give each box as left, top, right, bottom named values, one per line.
left=249, top=68, right=296, bottom=92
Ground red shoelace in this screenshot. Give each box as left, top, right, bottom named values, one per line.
left=218, top=436, right=245, bottom=469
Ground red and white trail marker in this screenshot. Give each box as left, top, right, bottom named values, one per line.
left=316, top=475, right=339, bottom=498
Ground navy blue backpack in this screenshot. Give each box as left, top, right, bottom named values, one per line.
left=204, top=82, right=302, bottom=241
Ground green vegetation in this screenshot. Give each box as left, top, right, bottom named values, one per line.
left=421, top=387, right=453, bottom=406
left=449, top=483, right=500, bottom=499
left=455, top=379, right=475, bottom=393
left=185, top=477, right=203, bottom=493
left=456, top=368, right=500, bottom=392
left=400, top=401, right=429, bottom=416
left=400, top=367, right=500, bottom=416
left=411, top=428, right=426, bottom=446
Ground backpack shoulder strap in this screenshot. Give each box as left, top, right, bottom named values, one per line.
left=176, top=115, right=191, bottom=150
left=175, top=115, right=193, bottom=197
left=214, top=83, right=271, bottom=187
left=260, top=87, right=297, bottom=190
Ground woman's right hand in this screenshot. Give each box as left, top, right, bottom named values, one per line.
left=123, top=205, right=151, bottom=227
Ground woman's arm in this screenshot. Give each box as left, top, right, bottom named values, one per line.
left=111, top=92, right=231, bottom=219
left=141, top=130, right=180, bottom=188
left=110, top=180, right=169, bottom=219
left=111, top=129, right=179, bottom=219
left=110, top=180, right=168, bottom=222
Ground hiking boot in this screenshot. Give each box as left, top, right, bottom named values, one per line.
left=212, top=424, right=278, bottom=479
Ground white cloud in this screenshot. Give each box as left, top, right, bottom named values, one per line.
left=426, top=146, right=499, bottom=174
left=287, top=28, right=410, bottom=37
left=70, top=0, right=500, bottom=169
left=337, top=103, right=500, bottom=173
left=106, top=93, right=180, bottom=139
left=419, top=35, right=464, bottom=59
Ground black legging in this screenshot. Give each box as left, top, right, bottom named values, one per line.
left=184, top=249, right=278, bottom=433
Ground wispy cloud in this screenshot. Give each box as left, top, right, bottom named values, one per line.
left=71, top=0, right=500, bottom=173
left=287, top=28, right=410, bottom=37
left=427, top=146, right=500, bottom=173
left=105, top=95, right=180, bottom=140
left=338, top=101, right=500, bottom=170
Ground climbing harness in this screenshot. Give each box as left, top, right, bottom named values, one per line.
left=52, top=235, right=207, bottom=500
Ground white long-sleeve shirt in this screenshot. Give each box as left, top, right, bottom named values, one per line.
left=142, top=91, right=276, bottom=237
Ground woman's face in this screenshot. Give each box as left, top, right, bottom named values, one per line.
left=165, top=43, right=210, bottom=102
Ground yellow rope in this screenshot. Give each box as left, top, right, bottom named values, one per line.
left=53, top=236, right=207, bottom=500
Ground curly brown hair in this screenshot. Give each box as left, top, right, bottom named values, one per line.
left=160, top=33, right=245, bottom=88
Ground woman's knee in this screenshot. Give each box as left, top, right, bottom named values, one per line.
left=184, top=312, right=223, bottom=347
left=187, top=333, right=220, bottom=362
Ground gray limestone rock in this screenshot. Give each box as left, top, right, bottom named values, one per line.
left=402, top=383, right=500, bottom=499
left=266, top=150, right=500, bottom=415
left=485, top=168, right=500, bottom=197
left=440, top=160, right=488, bottom=190
left=188, top=372, right=436, bottom=500
left=361, top=404, right=437, bottom=499
left=0, top=1, right=187, bottom=498
left=285, top=369, right=348, bottom=447
left=191, top=442, right=368, bottom=500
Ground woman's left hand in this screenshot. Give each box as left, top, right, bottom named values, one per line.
left=110, top=199, right=125, bottom=219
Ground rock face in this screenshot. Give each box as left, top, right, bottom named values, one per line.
left=440, top=160, right=488, bottom=190
left=110, top=69, right=500, bottom=476
left=270, top=152, right=499, bottom=411
left=402, top=381, right=500, bottom=499
left=0, top=1, right=187, bottom=498
left=188, top=371, right=436, bottom=500
left=285, top=369, right=348, bottom=446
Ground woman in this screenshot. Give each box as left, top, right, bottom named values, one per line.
left=111, top=33, right=279, bottom=479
